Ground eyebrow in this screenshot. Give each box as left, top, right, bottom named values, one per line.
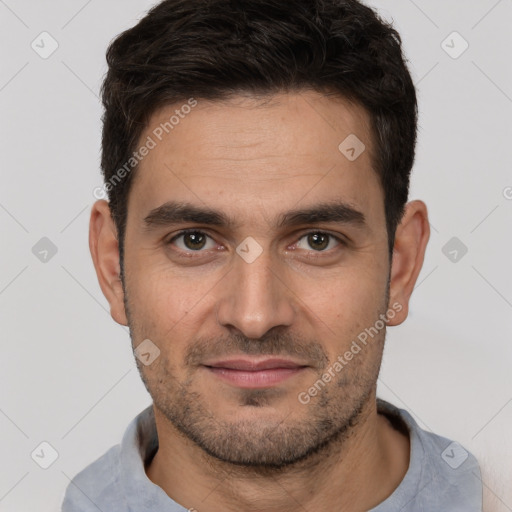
left=142, top=200, right=366, bottom=231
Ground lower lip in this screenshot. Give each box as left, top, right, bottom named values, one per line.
left=205, top=366, right=306, bottom=388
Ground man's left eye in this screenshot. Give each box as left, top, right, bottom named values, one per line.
left=295, top=232, right=341, bottom=252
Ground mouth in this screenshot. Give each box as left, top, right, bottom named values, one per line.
left=202, top=358, right=309, bottom=388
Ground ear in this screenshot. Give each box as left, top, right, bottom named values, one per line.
left=387, top=200, right=430, bottom=326
left=89, top=200, right=128, bottom=326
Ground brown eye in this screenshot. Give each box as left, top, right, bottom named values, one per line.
left=296, top=232, right=341, bottom=252
left=169, top=231, right=215, bottom=252
left=307, top=233, right=329, bottom=251
left=185, top=232, right=206, bottom=250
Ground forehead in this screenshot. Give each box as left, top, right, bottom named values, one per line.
left=127, top=91, right=384, bottom=230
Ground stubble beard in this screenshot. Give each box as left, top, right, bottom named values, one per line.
left=123, top=278, right=387, bottom=472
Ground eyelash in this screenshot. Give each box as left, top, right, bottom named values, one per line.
left=166, top=229, right=346, bottom=258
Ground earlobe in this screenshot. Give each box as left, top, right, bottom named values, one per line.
left=89, top=200, right=128, bottom=326
left=387, top=200, right=430, bottom=326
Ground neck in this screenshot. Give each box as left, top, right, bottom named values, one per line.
left=145, top=394, right=410, bottom=512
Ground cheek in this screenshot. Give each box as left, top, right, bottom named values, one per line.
left=298, top=266, right=388, bottom=354
left=126, top=263, right=219, bottom=347
left=128, top=255, right=203, bottom=311
left=306, top=268, right=385, bottom=317
left=123, top=265, right=176, bottom=339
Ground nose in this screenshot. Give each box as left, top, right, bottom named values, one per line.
left=215, top=245, right=296, bottom=340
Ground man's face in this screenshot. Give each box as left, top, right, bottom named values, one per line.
left=121, top=91, right=392, bottom=467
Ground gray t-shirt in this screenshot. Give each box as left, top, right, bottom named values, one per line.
left=61, top=399, right=483, bottom=511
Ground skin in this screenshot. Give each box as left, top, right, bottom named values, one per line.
left=89, top=90, right=430, bottom=512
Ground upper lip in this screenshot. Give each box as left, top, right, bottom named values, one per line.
left=203, top=358, right=308, bottom=371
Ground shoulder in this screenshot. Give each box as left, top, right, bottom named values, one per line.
left=414, top=423, right=482, bottom=510
left=60, top=405, right=156, bottom=511
left=377, top=399, right=483, bottom=511
left=61, top=443, right=123, bottom=511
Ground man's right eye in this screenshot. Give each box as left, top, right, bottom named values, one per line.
left=168, top=230, right=217, bottom=252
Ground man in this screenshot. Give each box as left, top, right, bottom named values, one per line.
left=62, top=0, right=483, bottom=510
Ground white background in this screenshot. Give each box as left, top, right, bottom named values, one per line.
left=0, top=0, right=511, bottom=510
